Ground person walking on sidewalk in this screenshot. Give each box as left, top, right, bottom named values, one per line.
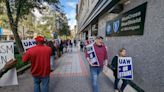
left=80, top=40, right=84, bottom=52
left=86, top=36, right=108, bottom=92
left=22, top=36, right=52, bottom=92
left=110, top=48, right=129, bottom=92
left=47, top=41, right=57, bottom=71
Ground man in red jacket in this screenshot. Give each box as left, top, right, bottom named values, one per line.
left=86, top=36, right=108, bottom=92
left=22, top=36, right=52, bottom=92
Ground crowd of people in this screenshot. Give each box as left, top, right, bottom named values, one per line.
left=0, top=35, right=129, bottom=92
left=45, top=39, right=77, bottom=71
left=45, top=38, right=77, bottom=57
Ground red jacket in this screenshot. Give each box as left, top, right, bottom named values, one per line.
left=22, top=44, right=52, bottom=77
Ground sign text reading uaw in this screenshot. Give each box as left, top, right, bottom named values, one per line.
left=117, top=57, right=133, bottom=80
left=22, top=39, right=36, bottom=51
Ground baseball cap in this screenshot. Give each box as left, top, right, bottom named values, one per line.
left=35, top=36, right=45, bottom=42
left=96, top=36, right=103, bottom=39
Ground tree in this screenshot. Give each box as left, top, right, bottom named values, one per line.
left=0, top=2, right=10, bottom=29
left=0, top=0, right=59, bottom=55
left=58, top=23, right=70, bottom=36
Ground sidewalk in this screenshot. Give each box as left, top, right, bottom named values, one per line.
left=0, top=47, right=115, bottom=92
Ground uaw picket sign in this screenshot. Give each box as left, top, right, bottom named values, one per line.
left=86, top=43, right=100, bottom=66
left=118, top=57, right=133, bottom=80
left=22, top=39, right=36, bottom=51
left=0, top=42, right=18, bottom=86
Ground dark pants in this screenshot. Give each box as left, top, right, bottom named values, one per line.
left=114, top=78, right=128, bottom=91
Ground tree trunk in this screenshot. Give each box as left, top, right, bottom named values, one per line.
left=5, top=0, right=24, bottom=56
left=12, top=27, right=24, bottom=56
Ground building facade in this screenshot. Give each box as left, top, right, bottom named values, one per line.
left=77, top=0, right=164, bottom=92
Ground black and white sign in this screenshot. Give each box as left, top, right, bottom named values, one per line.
left=0, top=42, right=18, bottom=86
left=86, top=43, right=99, bottom=66
left=22, top=39, right=36, bottom=51
left=117, top=57, right=133, bottom=80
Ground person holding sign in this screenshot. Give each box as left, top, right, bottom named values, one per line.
left=110, top=48, right=129, bottom=92
left=22, top=36, right=52, bottom=92
left=86, top=36, right=108, bottom=92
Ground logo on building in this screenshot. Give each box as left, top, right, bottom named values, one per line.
left=113, top=20, right=120, bottom=33
left=106, top=2, right=147, bottom=37
left=106, top=23, right=112, bottom=35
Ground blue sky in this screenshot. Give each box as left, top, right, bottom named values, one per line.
left=60, top=0, right=78, bottom=30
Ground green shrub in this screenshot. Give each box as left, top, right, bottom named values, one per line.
left=14, top=54, right=29, bottom=69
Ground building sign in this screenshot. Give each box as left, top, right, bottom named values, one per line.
left=0, top=42, right=18, bottom=86
left=118, top=57, right=133, bottom=80
left=22, top=39, right=36, bottom=51
left=106, top=2, right=147, bottom=36
left=86, top=43, right=100, bottom=66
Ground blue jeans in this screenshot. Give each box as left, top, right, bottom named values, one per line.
left=50, top=55, right=55, bottom=70
left=90, top=67, right=103, bottom=92
left=33, top=76, right=50, bottom=92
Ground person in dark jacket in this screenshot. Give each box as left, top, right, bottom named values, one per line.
left=59, top=41, right=64, bottom=54
left=110, top=48, right=129, bottom=92
left=47, top=41, right=57, bottom=71
left=74, top=39, right=77, bottom=46
left=80, top=41, right=84, bottom=52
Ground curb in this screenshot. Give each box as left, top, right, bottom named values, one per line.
left=103, top=66, right=144, bottom=92
left=17, top=64, right=31, bottom=75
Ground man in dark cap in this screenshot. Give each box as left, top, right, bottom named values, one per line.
left=86, top=36, right=108, bottom=92
left=96, top=36, right=103, bottom=40
left=22, top=36, right=52, bottom=92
